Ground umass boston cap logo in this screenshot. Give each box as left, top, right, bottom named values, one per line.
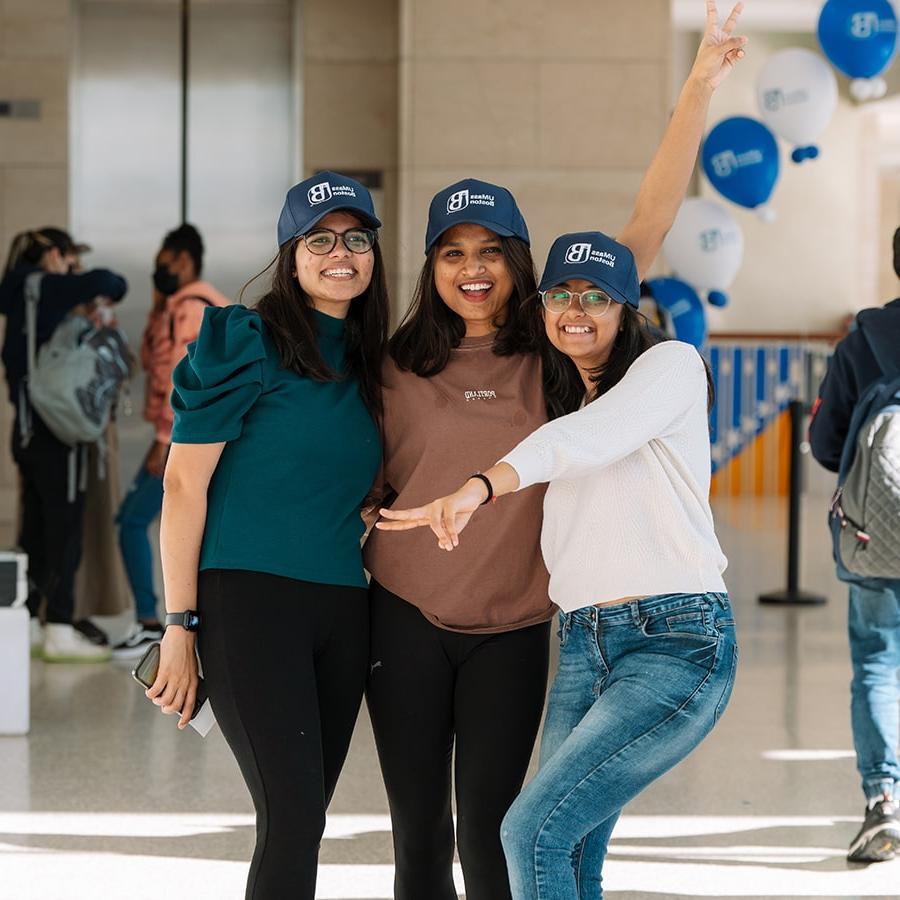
left=307, top=181, right=358, bottom=206
left=565, top=242, right=617, bottom=269
left=447, top=188, right=496, bottom=215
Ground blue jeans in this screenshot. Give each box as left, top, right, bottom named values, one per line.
left=848, top=580, right=900, bottom=803
left=501, top=592, right=738, bottom=900
left=115, top=464, right=164, bottom=622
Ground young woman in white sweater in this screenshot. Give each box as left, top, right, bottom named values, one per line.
left=377, top=230, right=736, bottom=899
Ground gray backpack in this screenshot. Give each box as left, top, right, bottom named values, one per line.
left=829, top=322, right=900, bottom=581
left=21, top=271, right=132, bottom=447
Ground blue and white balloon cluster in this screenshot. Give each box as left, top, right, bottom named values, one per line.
left=661, top=1, right=897, bottom=336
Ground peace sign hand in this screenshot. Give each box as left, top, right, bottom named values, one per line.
left=692, top=1, right=748, bottom=91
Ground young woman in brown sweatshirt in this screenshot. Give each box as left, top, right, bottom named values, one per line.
left=363, top=5, right=747, bottom=897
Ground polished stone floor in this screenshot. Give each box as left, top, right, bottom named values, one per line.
left=2, top=486, right=899, bottom=899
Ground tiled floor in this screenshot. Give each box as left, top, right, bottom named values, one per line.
left=2, top=489, right=899, bottom=898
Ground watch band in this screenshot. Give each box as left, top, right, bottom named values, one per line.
left=165, top=610, right=201, bottom=632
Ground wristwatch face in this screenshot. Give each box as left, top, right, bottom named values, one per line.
left=185, top=612, right=200, bottom=631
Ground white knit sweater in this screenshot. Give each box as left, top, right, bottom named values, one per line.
left=501, top=340, right=728, bottom=612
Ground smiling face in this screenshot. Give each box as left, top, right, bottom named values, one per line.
left=294, top=210, right=375, bottom=318
left=433, top=223, right=514, bottom=337
left=544, top=278, right=624, bottom=379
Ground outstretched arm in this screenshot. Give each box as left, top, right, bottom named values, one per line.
left=618, top=0, right=748, bottom=280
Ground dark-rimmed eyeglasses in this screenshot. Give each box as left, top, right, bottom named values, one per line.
left=540, top=287, right=613, bottom=318
left=300, top=227, right=376, bottom=256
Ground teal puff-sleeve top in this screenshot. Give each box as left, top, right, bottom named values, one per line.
left=172, top=304, right=381, bottom=589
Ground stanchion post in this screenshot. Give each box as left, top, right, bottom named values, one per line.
left=759, top=400, right=827, bottom=606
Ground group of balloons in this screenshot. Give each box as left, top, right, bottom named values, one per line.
left=652, top=0, right=898, bottom=347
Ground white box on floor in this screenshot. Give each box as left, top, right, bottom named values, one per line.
left=0, top=607, right=30, bottom=735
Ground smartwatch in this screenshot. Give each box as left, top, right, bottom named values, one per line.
left=165, top=610, right=201, bottom=632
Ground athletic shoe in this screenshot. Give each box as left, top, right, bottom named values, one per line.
left=112, top=622, right=164, bottom=660
left=73, top=619, right=110, bottom=646
left=847, top=798, right=900, bottom=863
left=30, top=618, right=44, bottom=659
left=42, top=623, right=112, bottom=663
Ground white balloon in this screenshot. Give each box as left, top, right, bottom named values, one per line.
left=757, top=48, right=838, bottom=152
left=663, top=198, right=744, bottom=294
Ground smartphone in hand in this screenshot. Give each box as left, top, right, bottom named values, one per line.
left=131, top=641, right=212, bottom=729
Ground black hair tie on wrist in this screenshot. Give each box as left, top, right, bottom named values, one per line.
left=469, top=472, right=495, bottom=506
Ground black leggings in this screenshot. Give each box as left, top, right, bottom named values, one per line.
left=366, top=580, right=551, bottom=900
left=12, top=417, right=85, bottom=625
left=197, top=569, right=369, bottom=900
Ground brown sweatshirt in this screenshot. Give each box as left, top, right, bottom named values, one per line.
left=363, top=334, right=554, bottom=633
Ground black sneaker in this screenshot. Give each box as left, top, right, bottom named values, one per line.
left=73, top=619, right=110, bottom=646
left=847, top=798, right=900, bottom=863
left=112, top=622, right=164, bottom=659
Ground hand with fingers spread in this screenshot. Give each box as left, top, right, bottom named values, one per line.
left=692, top=1, right=748, bottom=90
left=376, top=477, right=487, bottom=551
left=145, top=625, right=200, bottom=730
left=376, top=462, right=522, bottom=551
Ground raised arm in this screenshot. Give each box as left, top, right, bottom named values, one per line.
left=618, top=0, right=748, bottom=279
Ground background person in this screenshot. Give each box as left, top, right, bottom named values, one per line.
left=147, top=173, right=389, bottom=899
left=113, top=223, right=229, bottom=658
left=0, top=227, right=127, bottom=662
left=809, top=229, right=900, bottom=864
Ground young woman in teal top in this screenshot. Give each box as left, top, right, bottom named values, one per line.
left=145, top=172, right=389, bottom=900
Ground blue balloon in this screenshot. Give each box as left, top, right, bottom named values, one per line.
left=645, top=278, right=708, bottom=349
left=818, top=0, right=898, bottom=79
left=702, top=117, right=780, bottom=211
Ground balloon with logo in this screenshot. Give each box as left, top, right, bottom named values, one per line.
left=702, top=117, right=780, bottom=221
left=663, top=198, right=744, bottom=307
left=818, top=0, right=898, bottom=101
left=757, top=48, right=839, bottom=163
left=644, top=278, right=708, bottom=348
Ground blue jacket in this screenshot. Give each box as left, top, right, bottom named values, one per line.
left=0, top=264, right=128, bottom=406
left=809, top=298, right=900, bottom=472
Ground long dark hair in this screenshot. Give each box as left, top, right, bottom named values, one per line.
left=390, top=235, right=576, bottom=420
left=545, top=304, right=715, bottom=413
left=390, top=235, right=540, bottom=373
left=245, top=237, right=389, bottom=418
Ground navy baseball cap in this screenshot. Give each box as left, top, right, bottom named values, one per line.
left=539, top=232, right=640, bottom=309
left=277, top=171, right=382, bottom=247
left=424, top=179, right=530, bottom=253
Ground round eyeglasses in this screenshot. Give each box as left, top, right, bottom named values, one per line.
left=540, top=287, right=613, bottom=318
left=300, top=227, right=376, bottom=255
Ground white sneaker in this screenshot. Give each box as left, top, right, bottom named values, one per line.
left=42, top=623, right=112, bottom=663
left=30, top=619, right=44, bottom=658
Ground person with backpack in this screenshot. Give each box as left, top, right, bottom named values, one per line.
left=809, top=230, right=900, bottom=864
left=0, top=228, right=128, bottom=662
left=112, top=224, right=229, bottom=659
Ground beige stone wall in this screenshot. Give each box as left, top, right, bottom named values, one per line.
left=301, top=0, right=400, bottom=315
left=0, top=0, right=71, bottom=541
left=396, top=0, right=673, bottom=311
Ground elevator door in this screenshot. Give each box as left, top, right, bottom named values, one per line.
left=71, top=0, right=295, bottom=457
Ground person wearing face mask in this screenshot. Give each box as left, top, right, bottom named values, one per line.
left=146, top=173, right=389, bottom=899
left=0, top=227, right=127, bottom=662
left=363, top=3, right=746, bottom=898
left=112, top=224, right=229, bottom=658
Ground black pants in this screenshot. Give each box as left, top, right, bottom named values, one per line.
left=11, top=417, right=85, bottom=625
left=197, top=569, right=369, bottom=900
left=366, top=580, right=551, bottom=900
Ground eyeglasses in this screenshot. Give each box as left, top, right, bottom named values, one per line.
left=540, top=287, right=613, bottom=318
left=300, top=227, right=376, bottom=255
